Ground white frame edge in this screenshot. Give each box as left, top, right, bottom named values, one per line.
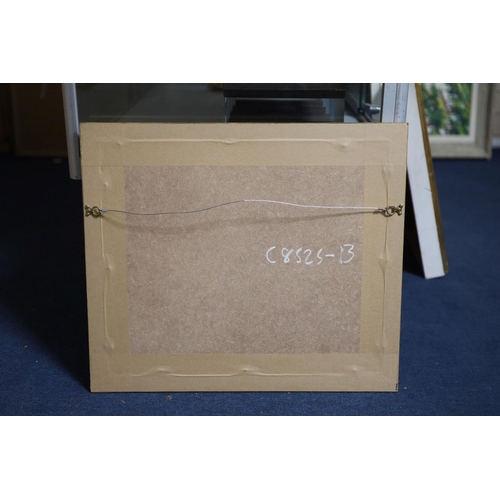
left=62, top=83, right=81, bottom=180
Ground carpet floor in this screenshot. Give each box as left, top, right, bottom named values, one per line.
left=1, top=150, right=499, bottom=415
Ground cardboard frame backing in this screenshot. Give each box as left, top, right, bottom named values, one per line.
left=81, top=123, right=407, bottom=392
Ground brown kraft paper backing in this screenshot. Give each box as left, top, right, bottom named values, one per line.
left=81, top=123, right=407, bottom=392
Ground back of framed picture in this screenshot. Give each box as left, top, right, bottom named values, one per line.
left=81, top=123, right=407, bottom=392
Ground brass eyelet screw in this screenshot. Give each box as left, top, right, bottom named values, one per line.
left=383, top=204, right=403, bottom=217
left=85, top=205, right=102, bottom=218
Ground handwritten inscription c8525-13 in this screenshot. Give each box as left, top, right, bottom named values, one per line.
left=266, top=244, right=355, bottom=266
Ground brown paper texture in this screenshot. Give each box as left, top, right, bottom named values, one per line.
left=81, top=123, right=407, bottom=392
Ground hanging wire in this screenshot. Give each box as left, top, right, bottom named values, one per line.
left=85, top=200, right=403, bottom=218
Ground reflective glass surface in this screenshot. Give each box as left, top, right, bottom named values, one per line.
left=76, top=83, right=372, bottom=124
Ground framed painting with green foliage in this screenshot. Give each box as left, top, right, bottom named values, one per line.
left=421, top=83, right=494, bottom=158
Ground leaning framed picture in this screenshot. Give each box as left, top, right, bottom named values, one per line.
left=406, top=84, right=448, bottom=279
left=80, top=122, right=408, bottom=392
left=421, top=83, right=494, bottom=158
